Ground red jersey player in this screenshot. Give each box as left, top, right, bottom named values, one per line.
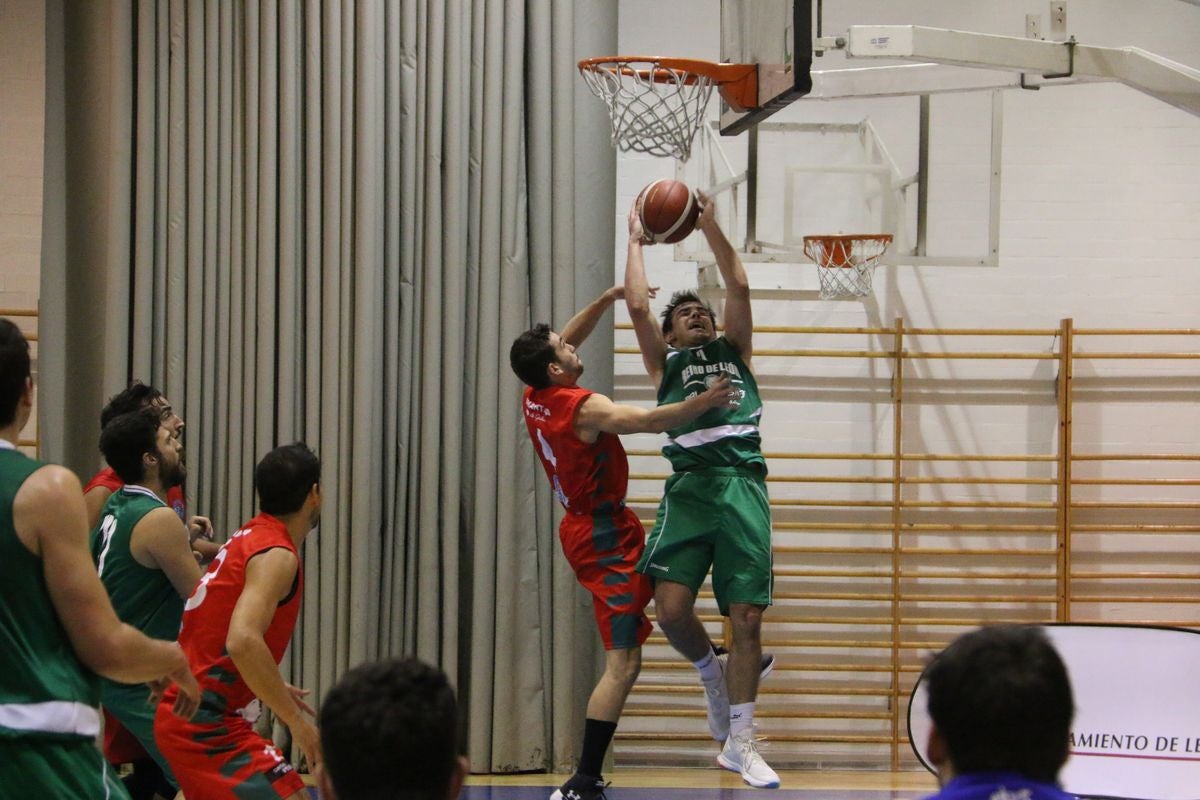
left=155, top=443, right=321, bottom=800
left=509, top=286, right=739, bottom=800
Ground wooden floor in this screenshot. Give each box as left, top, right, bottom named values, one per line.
left=295, top=768, right=936, bottom=798
left=460, top=768, right=938, bottom=798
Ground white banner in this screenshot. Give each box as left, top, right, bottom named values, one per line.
left=908, top=624, right=1200, bottom=800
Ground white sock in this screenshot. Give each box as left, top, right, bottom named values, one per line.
left=730, top=702, right=755, bottom=736
left=693, top=648, right=722, bottom=683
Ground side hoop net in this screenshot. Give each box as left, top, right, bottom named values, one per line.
left=578, top=57, right=756, bottom=161
left=802, top=234, right=894, bottom=299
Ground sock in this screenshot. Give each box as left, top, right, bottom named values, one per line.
left=577, top=718, right=617, bottom=780
left=693, top=647, right=722, bottom=683
left=730, top=702, right=755, bottom=737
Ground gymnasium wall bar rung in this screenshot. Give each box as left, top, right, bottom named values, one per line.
left=614, top=318, right=1200, bottom=768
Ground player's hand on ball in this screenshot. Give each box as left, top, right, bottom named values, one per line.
left=694, top=190, right=716, bottom=232
left=628, top=199, right=652, bottom=245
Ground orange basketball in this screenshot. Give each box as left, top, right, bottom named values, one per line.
left=637, top=179, right=701, bottom=244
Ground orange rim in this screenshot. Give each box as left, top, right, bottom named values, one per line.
left=578, top=56, right=758, bottom=113
left=803, top=234, right=893, bottom=269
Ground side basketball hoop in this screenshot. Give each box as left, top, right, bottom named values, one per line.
left=803, top=234, right=893, bottom=299
left=577, top=57, right=757, bottom=161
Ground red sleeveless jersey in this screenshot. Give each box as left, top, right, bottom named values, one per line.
left=165, top=512, right=302, bottom=716
left=522, top=385, right=629, bottom=515
left=86, top=466, right=187, bottom=523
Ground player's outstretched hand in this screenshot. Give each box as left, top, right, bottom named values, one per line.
left=607, top=284, right=658, bottom=302
left=700, top=374, right=741, bottom=410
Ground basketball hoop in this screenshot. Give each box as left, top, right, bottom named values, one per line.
left=803, top=234, right=893, bottom=299
left=577, top=57, right=757, bottom=161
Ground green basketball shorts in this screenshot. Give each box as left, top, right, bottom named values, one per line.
left=636, top=465, right=774, bottom=615
left=0, top=735, right=130, bottom=800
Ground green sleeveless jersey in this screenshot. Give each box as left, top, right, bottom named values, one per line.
left=91, top=486, right=183, bottom=644
left=0, top=444, right=101, bottom=740
left=657, top=336, right=766, bottom=471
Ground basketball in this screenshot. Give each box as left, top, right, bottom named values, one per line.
left=637, top=179, right=701, bottom=244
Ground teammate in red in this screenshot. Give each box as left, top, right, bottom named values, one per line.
left=155, top=443, right=322, bottom=800
left=510, top=287, right=740, bottom=800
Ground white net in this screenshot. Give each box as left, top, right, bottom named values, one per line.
left=803, top=235, right=893, bottom=299
left=579, top=59, right=715, bottom=161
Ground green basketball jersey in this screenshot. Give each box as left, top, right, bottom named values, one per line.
left=657, top=336, right=766, bottom=471
left=91, top=486, right=183, bottom=644
left=0, top=445, right=101, bottom=740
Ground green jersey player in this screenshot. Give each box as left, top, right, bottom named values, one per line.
left=0, top=318, right=199, bottom=798
left=91, top=406, right=203, bottom=789
left=624, top=194, right=779, bottom=789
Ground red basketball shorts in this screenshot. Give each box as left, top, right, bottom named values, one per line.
left=155, top=701, right=306, bottom=800
left=558, top=506, right=654, bottom=650
left=103, top=708, right=148, bottom=764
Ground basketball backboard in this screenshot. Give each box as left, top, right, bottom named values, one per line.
left=720, top=0, right=813, bottom=135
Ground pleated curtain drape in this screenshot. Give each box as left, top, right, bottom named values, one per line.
left=40, top=0, right=617, bottom=774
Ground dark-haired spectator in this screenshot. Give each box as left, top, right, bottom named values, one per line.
left=318, top=657, right=468, bottom=800
left=921, top=624, right=1078, bottom=800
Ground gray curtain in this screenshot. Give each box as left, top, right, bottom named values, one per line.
left=41, top=0, right=616, bottom=774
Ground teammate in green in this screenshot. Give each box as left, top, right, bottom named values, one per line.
left=92, top=406, right=204, bottom=790
left=623, top=195, right=780, bottom=789
left=0, top=318, right=199, bottom=799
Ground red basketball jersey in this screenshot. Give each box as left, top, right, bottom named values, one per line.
left=164, top=513, right=302, bottom=716
left=522, top=385, right=630, bottom=515
left=86, top=466, right=187, bottom=523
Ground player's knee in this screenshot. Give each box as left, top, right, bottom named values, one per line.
left=653, top=601, right=689, bottom=633
left=729, top=604, right=764, bottom=638
left=607, top=651, right=642, bottom=687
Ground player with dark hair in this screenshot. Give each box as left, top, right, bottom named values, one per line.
left=624, top=194, right=779, bottom=788
left=921, top=625, right=1077, bottom=800
left=318, top=657, right=468, bottom=800
left=91, top=407, right=204, bottom=794
left=510, top=286, right=747, bottom=800
left=85, top=381, right=187, bottom=527
left=0, top=318, right=199, bottom=797
left=155, top=443, right=322, bottom=800
left=87, top=382, right=215, bottom=797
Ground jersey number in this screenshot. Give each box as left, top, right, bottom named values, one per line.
left=536, top=428, right=569, bottom=508
left=184, top=546, right=229, bottom=611
left=95, top=514, right=118, bottom=578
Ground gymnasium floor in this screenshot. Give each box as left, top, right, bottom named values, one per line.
left=300, top=768, right=936, bottom=798
left=459, top=768, right=935, bottom=799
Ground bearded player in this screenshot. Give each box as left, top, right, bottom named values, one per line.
left=510, top=286, right=741, bottom=800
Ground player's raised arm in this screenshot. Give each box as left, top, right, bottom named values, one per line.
left=575, top=374, right=737, bottom=438
left=695, top=191, right=753, bottom=366
left=18, top=465, right=199, bottom=712
left=624, top=201, right=670, bottom=391
left=561, top=286, right=620, bottom=349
